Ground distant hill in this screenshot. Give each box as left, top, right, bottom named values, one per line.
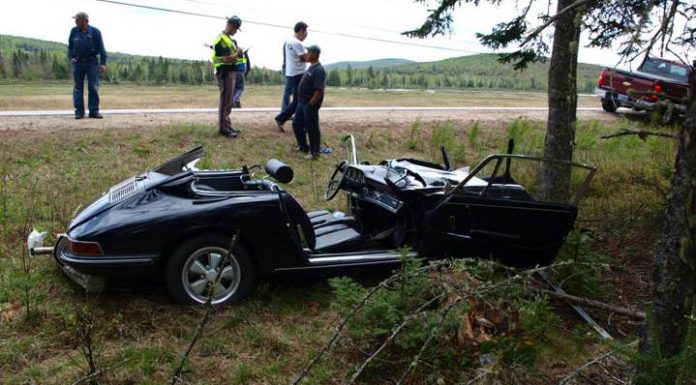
left=0, top=34, right=604, bottom=92
left=325, top=58, right=416, bottom=71
left=322, top=53, right=603, bottom=93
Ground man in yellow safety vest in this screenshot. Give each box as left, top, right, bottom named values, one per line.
left=212, top=16, right=243, bottom=138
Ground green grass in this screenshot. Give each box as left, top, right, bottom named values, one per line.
left=0, top=116, right=676, bottom=384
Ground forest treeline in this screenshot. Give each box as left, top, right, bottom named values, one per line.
left=0, top=35, right=603, bottom=92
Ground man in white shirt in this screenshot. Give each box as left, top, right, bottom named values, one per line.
left=275, top=21, right=308, bottom=132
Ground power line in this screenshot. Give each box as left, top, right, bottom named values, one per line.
left=94, top=0, right=489, bottom=54
left=176, top=0, right=409, bottom=35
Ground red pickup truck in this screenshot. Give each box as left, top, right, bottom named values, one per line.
left=595, top=57, right=690, bottom=123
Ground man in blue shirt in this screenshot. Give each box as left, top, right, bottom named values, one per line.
left=292, top=45, right=326, bottom=159
left=68, top=12, right=107, bottom=119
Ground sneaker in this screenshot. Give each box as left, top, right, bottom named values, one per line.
left=274, top=117, right=285, bottom=133
left=220, top=130, right=238, bottom=138
left=88, top=113, right=103, bottom=119
left=74, top=114, right=84, bottom=120
left=304, top=153, right=319, bottom=160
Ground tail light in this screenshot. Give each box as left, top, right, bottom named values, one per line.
left=652, top=82, right=662, bottom=101
left=68, top=239, right=104, bottom=256
left=598, top=72, right=605, bottom=87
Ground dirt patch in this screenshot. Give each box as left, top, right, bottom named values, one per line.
left=0, top=109, right=639, bottom=134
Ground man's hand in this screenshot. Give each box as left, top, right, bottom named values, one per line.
left=99, top=65, right=107, bottom=74
left=222, top=55, right=235, bottom=63
left=71, top=58, right=77, bottom=64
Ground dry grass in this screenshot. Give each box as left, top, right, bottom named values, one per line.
left=0, top=82, right=599, bottom=110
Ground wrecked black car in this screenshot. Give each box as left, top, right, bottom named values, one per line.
left=34, top=136, right=595, bottom=306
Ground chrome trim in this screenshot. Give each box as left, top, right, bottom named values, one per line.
left=109, top=177, right=139, bottom=203
left=308, top=250, right=417, bottom=265
left=57, top=252, right=155, bottom=266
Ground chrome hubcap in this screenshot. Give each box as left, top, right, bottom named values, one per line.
left=182, top=246, right=241, bottom=304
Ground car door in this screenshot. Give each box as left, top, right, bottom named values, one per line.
left=423, top=155, right=594, bottom=263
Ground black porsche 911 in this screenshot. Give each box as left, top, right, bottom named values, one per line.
left=34, top=136, right=595, bottom=306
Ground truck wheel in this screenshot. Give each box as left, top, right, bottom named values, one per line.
left=165, top=234, right=254, bottom=306
left=601, top=98, right=617, bottom=113
left=660, top=104, right=676, bottom=125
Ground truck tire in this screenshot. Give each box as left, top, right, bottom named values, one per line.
left=601, top=98, right=617, bottom=113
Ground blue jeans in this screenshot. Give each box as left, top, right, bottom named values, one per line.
left=72, top=63, right=100, bottom=116
left=292, top=102, right=320, bottom=154
left=233, top=71, right=245, bottom=105
left=276, top=74, right=303, bottom=124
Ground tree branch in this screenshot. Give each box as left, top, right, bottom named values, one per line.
left=520, top=0, right=596, bottom=46
left=292, top=259, right=457, bottom=385
left=71, top=358, right=131, bottom=385
left=346, top=294, right=448, bottom=385
left=536, top=288, right=646, bottom=319
left=601, top=129, right=678, bottom=141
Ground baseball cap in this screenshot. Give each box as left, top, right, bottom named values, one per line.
left=307, top=45, right=321, bottom=54
left=227, top=15, right=242, bottom=30
left=73, top=12, right=89, bottom=20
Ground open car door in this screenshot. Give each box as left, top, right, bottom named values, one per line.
left=423, top=155, right=595, bottom=265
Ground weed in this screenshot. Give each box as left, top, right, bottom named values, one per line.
left=406, top=118, right=422, bottom=150
left=431, top=121, right=456, bottom=155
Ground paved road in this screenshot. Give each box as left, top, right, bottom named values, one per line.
left=0, top=106, right=604, bottom=117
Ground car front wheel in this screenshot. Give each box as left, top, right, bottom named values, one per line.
left=165, top=235, right=254, bottom=306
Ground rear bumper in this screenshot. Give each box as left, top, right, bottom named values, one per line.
left=595, top=87, right=656, bottom=111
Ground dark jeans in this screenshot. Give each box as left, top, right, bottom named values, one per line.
left=292, top=102, right=320, bottom=154
left=275, top=74, right=303, bottom=124
left=280, top=76, right=292, bottom=112
left=72, top=63, right=100, bottom=116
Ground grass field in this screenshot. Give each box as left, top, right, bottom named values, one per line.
left=0, top=111, right=675, bottom=383
left=0, top=82, right=600, bottom=110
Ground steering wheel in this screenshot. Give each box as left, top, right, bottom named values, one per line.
left=325, top=161, right=348, bottom=201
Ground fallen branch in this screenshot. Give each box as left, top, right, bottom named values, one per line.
left=71, top=358, right=131, bottom=385
left=291, top=259, right=458, bottom=385
left=346, top=293, right=448, bottom=385
left=170, top=232, right=240, bottom=385
left=601, top=129, right=678, bottom=141
left=557, top=340, right=639, bottom=385
left=395, top=298, right=460, bottom=385
left=536, top=288, right=645, bottom=319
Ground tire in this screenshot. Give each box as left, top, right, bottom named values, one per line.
left=165, top=234, right=254, bottom=306
left=660, top=104, right=675, bottom=125
left=601, top=98, right=617, bottom=113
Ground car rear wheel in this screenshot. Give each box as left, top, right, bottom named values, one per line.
left=601, top=98, right=617, bottom=113
left=165, top=235, right=254, bottom=306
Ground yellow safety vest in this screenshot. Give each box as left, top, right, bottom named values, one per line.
left=211, top=32, right=238, bottom=69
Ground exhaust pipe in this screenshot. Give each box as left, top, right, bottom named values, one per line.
left=30, top=246, right=55, bottom=257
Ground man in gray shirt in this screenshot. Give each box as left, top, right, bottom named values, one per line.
left=292, top=45, right=325, bottom=159
left=275, top=22, right=308, bottom=132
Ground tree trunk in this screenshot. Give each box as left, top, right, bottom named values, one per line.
left=540, top=0, right=582, bottom=203
left=650, top=63, right=696, bottom=358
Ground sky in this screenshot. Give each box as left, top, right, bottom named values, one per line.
left=0, top=0, right=640, bottom=70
